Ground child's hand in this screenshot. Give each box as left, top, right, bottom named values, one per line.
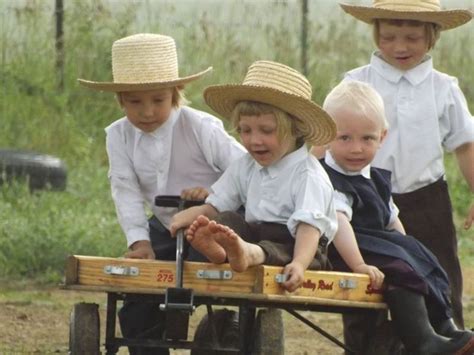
left=281, top=261, right=305, bottom=292
left=463, top=203, right=474, bottom=230
left=181, top=187, right=208, bottom=201
left=125, top=240, right=155, bottom=260
left=353, top=263, right=385, bottom=290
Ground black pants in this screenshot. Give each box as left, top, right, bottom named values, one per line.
left=118, top=216, right=206, bottom=355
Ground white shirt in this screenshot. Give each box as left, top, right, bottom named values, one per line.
left=345, top=52, right=474, bottom=193
left=324, top=151, right=399, bottom=228
left=106, top=106, right=246, bottom=247
left=206, top=145, right=338, bottom=242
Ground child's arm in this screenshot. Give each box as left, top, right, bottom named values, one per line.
left=169, top=204, right=218, bottom=237
left=454, top=142, right=474, bottom=229
left=282, top=223, right=320, bottom=292
left=333, top=212, right=385, bottom=289
left=387, top=216, right=406, bottom=234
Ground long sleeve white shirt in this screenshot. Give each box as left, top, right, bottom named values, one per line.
left=206, top=145, right=338, bottom=242
left=106, top=106, right=246, bottom=247
left=345, top=52, right=474, bottom=193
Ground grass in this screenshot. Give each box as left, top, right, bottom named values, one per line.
left=0, top=0, right=473, bottom=281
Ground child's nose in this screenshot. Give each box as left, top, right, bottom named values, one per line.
left=394, top=39, right=408, bottom=52
left=350, top=141, right=363, bottom=152
left=141, top=102, right=154, bottom=117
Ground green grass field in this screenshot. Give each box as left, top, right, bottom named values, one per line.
left=0, top=0, right=473, bottom=281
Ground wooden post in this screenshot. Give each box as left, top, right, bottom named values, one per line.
left=55, top=0, right=64, bottom=91
left=300, top=0, right=308, bottom=76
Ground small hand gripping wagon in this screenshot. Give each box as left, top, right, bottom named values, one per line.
left=63, top=196, right=387, bottom=354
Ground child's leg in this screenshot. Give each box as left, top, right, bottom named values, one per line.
left=211, top=223, right=266, bottom=272
left=393, top=180, right=464, bottom=328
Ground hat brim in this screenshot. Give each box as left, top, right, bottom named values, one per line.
left=204, top=85, right=336, bottom=146
left=78, top=67, right=212, bottom=92
left=340, top=3, right=472, bottom=30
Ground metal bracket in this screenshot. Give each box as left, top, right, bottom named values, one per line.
left=275, top=273, right=288, bottom=283
left=339, top=279, right=357, bottom=289
left=196, top=269, right=233, bottom=280
left=103, top=265, right=139, bottom=276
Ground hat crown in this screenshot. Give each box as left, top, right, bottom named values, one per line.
left=112, top=33, right=179, bottom=84
left=242, top=61, right=313, bottom=100
left=373, top=0, right=441, bottom=12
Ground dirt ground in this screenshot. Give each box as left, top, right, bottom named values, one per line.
left=1, top=266, right=473, bottom=354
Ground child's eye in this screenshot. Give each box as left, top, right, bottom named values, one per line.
left=339, top=135, right=350, bottom=141
left=261, top=128, right=275, bottom=134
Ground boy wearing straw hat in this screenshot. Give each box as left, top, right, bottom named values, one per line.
left=79, top=33, right=245, bottom=354
left=170, top=60, right=385, bottom=293
left=314, top=0, right=474, bottom=352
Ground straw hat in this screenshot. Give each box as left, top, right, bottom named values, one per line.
left=340, top=0, right=473, bottom=30
left=203, top=60, right=336, bottom=146
left=78, top=33, right=212, bottom=92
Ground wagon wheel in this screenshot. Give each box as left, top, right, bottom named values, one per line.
left=191, top=308, right=240, bottom=354
left=69, top=302, right=100, bottom=355
left=251, top=308, right=284, bottom=355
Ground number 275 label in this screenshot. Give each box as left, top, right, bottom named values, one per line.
left=156, top=269, right=174, bottom=283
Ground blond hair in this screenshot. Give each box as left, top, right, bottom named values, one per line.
left=323, top=81, right=388, bottom=129
left=373, top=19, right=441, bottom=50
left=230, top=101, right=305, bottom=146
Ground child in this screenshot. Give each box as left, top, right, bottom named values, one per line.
left=78, top=33, right=245, bottom=355
left=170, top=60, right=385, bottom=293
left=320, top=80, right=473, bottom=355
left=337, top=0, right=474, bottom=329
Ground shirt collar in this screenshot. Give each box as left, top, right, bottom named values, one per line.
left=134, top=107, right=180, bottom=139
left=325, top=151, right=371, bottom=179
left=371, top=51, right=432, bottom=86
left=264, top=145, right=308, bottom=178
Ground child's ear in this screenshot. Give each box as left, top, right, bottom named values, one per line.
left=380, top=129, right=388, bottom=143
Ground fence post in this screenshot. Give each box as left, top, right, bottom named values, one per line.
left=300, top=0, right=308, bottom=77
left=55, top=0, right=64, bottom=92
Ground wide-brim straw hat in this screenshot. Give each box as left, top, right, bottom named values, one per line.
left=340, top=0, right=473, bottom=30
left=78, top=33, right=212, bottom=92
left=203, top=60, right=336, bottom=146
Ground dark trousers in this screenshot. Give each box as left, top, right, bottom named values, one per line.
left=213, top=211, right=330, bottom=271
left=392, top=178, right=464, bottom=328
left=118, top=216, right=205, bottom=355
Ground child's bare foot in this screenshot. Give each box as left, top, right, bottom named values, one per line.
left=213, top=224, right=265, bottom=272
left=186, top=215, right=226, bottom=264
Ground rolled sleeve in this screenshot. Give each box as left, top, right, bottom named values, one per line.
left=287, top=209, right=337, bottom=242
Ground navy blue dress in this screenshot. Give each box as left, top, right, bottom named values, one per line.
left=321, top=160, right=452, bottom=319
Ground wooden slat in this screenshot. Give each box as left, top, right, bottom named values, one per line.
left=259, top=266, right=383, bottom=302
left=64, top=255, right=384, bottom=306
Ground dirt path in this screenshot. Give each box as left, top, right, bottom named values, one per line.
left=1, top=266, right=472, bottom=354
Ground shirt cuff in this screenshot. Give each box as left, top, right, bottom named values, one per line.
left=126, top=228, right=150, bottom=248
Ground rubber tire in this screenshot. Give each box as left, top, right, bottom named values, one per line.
left=252, top=308, right=284, bottom=355
left=69, top=302, right=100, bottom=355
left=0, top=149, right=67, bottom=191
left=191, top=308, right=240, bottom=355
